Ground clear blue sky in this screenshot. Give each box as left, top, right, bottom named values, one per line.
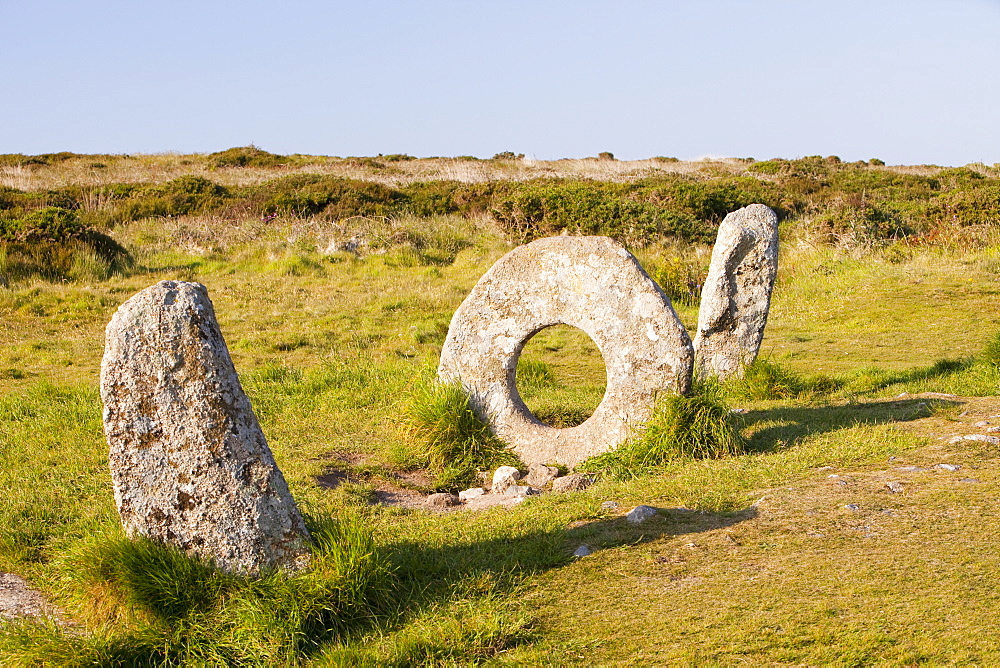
left=2, top=0, right=999, bottom=165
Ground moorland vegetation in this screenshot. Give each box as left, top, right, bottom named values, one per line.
left=2, top=150, right=1000, bottom=664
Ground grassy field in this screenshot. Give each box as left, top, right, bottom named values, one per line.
left=2, top=151, right=1000, bottom=664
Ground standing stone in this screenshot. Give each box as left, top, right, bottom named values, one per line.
left=101, top=281, right=311, bottom=574
left=694, top=204, right=779, bottom=381
left=439, top=236, right=693, bottom=467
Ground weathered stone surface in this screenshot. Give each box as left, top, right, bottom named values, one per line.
left=101, top=281, right=311, bottom=575
left=551, top=473, right=592, bottom=493
left=439, top=236, right=693, bottom=467
left=525, top=463, right=559, bottom=488
left=694, top=204, right=779, bottom=381
left=501, top=484, right=539, bottom=498
left=573, top=544, right=593, bottom=558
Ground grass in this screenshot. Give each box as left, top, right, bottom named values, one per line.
left=2, top=152, right=1000, bottom=663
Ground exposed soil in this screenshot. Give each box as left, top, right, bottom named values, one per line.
left=0, top=572, right=64, bottom=625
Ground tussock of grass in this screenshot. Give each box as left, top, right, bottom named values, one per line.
left=2, top=515, right=394, bottom=666
left=399, top=379, right=521, bottom=491
left=581, top=380, right=746, bottom=480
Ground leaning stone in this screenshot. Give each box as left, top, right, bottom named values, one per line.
left=525, top=463, right=559, bottom=488
left=491, top=466, right=521, bottom=493
left=551, top=473, right=592, bottom=493
left=101, top=281, right=311, bottom=575
left=458, top=487, right=486, bottom=502
left=439, top=236, right=693, bottom=467
left=625, top=505, right=658, bottom=524
left=693, top=204, right=779, bottom=381
left=427, top=492, right=460, bottom=507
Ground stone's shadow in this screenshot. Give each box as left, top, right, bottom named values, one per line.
left=740, top=398, right=961, bottom=452
left=384, top=505, right=757, bottom=604
left=564, top=506, right=757, bottom=554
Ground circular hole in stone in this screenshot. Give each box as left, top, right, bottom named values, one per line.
left=515, top=324, right=607, bottom=428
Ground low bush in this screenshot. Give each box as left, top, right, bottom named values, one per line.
left=209, top=146, right=287, bottom=169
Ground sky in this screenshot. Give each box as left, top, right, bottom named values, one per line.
left=2, top=0, right=999, bottom=166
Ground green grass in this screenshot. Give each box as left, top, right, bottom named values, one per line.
left=3, top=155, right=1000, bottom=663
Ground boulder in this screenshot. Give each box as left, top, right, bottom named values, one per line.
left=458, top=487, right=487, bottom=502
left=439, top=236, right=693, bottom=467
left=101, top=281, right=311, bottom=575
left=694, top=204, right=779, bottom=381
left=625, top=505, right=658, bottom=524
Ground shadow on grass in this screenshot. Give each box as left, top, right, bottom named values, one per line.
left=742, top=397, right=961, bottom=453
left=385, top=504, right=756, bottom=602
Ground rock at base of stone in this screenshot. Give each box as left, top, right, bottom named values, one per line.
left=501, top=485, right=539, bottom=498
left=491, top=466, right=522, bottom=493
left=101, top=281, right=311, bottom=575
left=427, top=492, right=460, bottom=507
left=551, top=473, right=592, bottom=493
left=694, top=204, right=779, bottom=381
left=573, top=544, right=593, bottom=558
left=625, top=505, right=658, bottom=524
left=458, top=487, right=487, bottom=502
left=525, top=463, right=559, bottom=488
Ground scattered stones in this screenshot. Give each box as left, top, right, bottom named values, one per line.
left=693, top=204, right=779, bottom=381
left=438, top=235, right=693, bottom=467
left=886, top=481, right=905, bottom=493
left=935, top=463, right=962, bottom=471
left=491, top=466, right=522, bottom=493
left=573, top=544, right=593, bottom=558
left=626, top=505, right=658, bottom=524
left=427, top=492, right=460, bottom=507
left=502, top=485, right=539, bottom=498
left=101, top=281, right=311, bottom=575
left=950, top=435, right=1000, bottom=445
left=601, top=500, right=620, bottom=511
left=525, top=463, right=559, bottom=488
left=458, top=487, right=486, bottom=502
left=845, top=503, right=860, bottom=511
left=552, top=473, right=592, bottom=493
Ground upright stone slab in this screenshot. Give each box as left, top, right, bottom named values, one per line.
left=101, top=281, right=310, bottom=574
left=693, top=204, right=779, bottom=381
left=439, top=236, right=693, bottom=467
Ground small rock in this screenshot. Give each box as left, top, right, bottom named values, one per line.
left=845, top=503, right=860, bottom=511
left=573, top=544, right=593, bottom=558
left=974, top=420, right=991, bottom=428
left=987, top=426, right=1000, bottom=433
left=958, top=435, right=1000, bottom=445
left=501, top=485, right=538, bottom=498
left=427, top=493, right=460, bottom=507
left=491, top=466, right=521, bottom=493
left=626, top=505, right=658, bottom=524
left=525, top=463, right=559, bottom=488
left=960, top=478, right=981, bottom=483
left=896, top=466, right=929, bottom=472
left=458, top=487, right=486, bottom=502
left=895, top=392, right=909, bottom=398
left=551, top=473, right=592, bottom=493
left=817, top=466, right=835, bottom=471
left=827, top=474, right=842, bottom=479
left=601, top=500, right=620, bottom=511
left=730, top=408, right=749, bottom=414
left=886, top=481, right=905, bottom=493
left=934, top=463, right=961, bottom=472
